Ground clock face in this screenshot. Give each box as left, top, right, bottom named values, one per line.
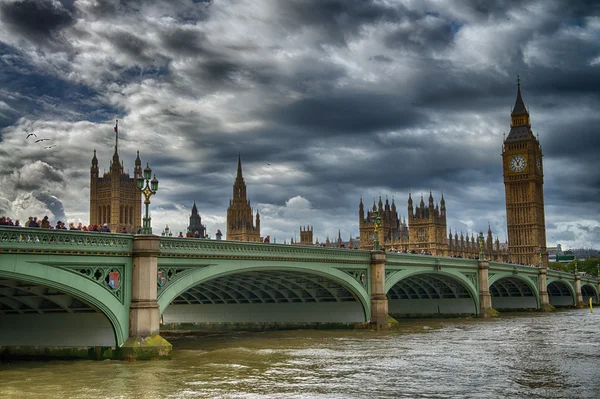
left=509, top=155, right=527, bottom=172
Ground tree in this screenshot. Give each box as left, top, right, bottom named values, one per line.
left=565, top=258, right=600, bottom=276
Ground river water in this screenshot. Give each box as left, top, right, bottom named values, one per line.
left=1, top=309, right=599, bottom=399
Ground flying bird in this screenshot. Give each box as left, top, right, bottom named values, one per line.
left=26, top=133, right=37, bottom=139
left=35, top=139, right=49, bottom=143
left=44, top=145, right=57, bottom=149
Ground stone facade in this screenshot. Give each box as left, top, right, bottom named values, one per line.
left=226, top=154, right=261, bottom=242
left=299, top=225, right=313, bottom=245
left=502, top=78, right=547, bottom=266
left=89, top=126, right=142, bottom=233
left=359, top=194, right=509, bottom=261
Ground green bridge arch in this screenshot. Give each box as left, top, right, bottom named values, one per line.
left=385, top=268, right=480, bottom=314
left=0, top=258, right=129, bottom=346
left=488, top=273, right=540, bottom=308
left=157, top=260, right=371, bottom=322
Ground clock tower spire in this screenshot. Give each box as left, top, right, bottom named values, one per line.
left=502, top=77, right=547, bottom=266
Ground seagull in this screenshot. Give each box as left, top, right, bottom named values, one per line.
left=266, top=163, right=271, bottom=166
left=26, top=133, right=37, bottom=139
left=44, top=145, right=57, bottom=149
left=35, top=138, right=49, bottom=143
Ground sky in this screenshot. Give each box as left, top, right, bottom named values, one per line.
left=0, top=0, right=599, bottom=249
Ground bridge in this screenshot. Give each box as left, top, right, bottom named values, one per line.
left=1, top=226, right=598, bottom=360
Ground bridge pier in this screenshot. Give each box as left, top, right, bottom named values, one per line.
left=477, top=260, right=496, bottom=318
left=537, top=267, right=554, bottom=311
left=574, top=274, right=585, bottom=308
left=119, top=235, right=172, bottom=360
left=370, top=251, right=389, bottom=329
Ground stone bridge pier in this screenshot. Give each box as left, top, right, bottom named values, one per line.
left=120, top=235, right=171, bottom=360
left=370, top=250, right=388, bottom=328
left=478, top=260, right=494, bottom=317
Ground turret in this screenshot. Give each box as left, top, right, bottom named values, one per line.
left=134, top=150, right=142, bottom=177
left=359, top=198, right=364, bottom=221
left=440, top=193, right=446, bottom=217
left=408, top=193, right=413, bottom=217
left=91, top=149, right=99, bottom=177
left=255, top=210, right=260, bottom=231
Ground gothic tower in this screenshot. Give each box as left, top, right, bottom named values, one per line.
left=188, top=201, right=206, bottom=237
left=502, top=77, right=547, bottom=265
left=89, top=121, right=142, bottom=233
left=226, top=153, right=261, bottom=242
left=299, top=225, right=313, bottom=245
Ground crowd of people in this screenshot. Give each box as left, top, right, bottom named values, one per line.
left=1, top=216, right=112, bottom=232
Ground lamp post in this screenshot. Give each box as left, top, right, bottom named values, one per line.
left=574, top=261, right=578, bottom=275
left=161, top=225, right=172, bottom=237
left=372, top=210, right=381, bottom=251
left=477, top=231, right=485, bottom=261
left=137, top=163, right=159, bottom=234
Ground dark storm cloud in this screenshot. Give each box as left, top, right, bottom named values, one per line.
left=267, top=93, right=426, bottom=135
left=159, top=28, right=211, bottom=57
left=383, top=14, right=456, bottom=52
left=35, top=192, right=66, bottom=221
left=104, top=30, right=166, bottom=66
left=0, top=0, right=74, bottom=42
left=0, top=0, right=599, bottom=246
left=276, top=0, right=412, bottom=46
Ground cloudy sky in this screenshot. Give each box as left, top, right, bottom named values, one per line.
left=0, top=0, right=599, bottom=248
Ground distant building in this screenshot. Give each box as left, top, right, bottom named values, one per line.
left=299, top=225, right=313, bottom=245
left=89, top=124, right=142, bottom=233
left=187, top=201, right=206, bottom=237
left=359, top=193, right=509, bottom=260
left=226, top=154, right=261, bottom=242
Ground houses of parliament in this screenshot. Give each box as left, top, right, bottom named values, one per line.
left=358, top=78, right=547, bottom=265
left=89, top=79, right=547, bottom=265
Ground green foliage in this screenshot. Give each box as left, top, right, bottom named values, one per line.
left=565, top=258, right=600, bottom=276
left=548, top=262, right=569, bottom=272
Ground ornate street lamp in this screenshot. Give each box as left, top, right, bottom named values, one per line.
left=161, top=225, right=172, bottom=237
left=137, top=163, right=159, bottom=234
left=574, top=261, right=578, bottom=275
left=477, top=231, right=485, bottom=261
left=373, top=210, right=381, bottom=251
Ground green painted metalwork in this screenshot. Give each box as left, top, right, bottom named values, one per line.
left=1, top=226, right=600, bottom=343
left=0, top=253, right=130, bottom=346
left=0, top=227, right=133, bottom=254
left=157, top=267, right=198, bottom=295
left=385, top=266, right=480, bottom=309
left=157, top=261, right=371, bottom=322
left=159, top=237, right=372, bottom=263
left=58, top=264, right=126, bottom=303
left=340, top=268, right=369, bottom=287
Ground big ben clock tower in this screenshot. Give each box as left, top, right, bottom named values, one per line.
left=502, top=77, right=547, bottom=266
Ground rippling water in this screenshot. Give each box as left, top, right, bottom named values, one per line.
left=1, top=309, right=599, bottom=399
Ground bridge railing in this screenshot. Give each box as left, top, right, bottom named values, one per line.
left=386, top=252, right=478, bottom=267
left=0, top=226, right=133, bottom=254
left=159, top=237, right=372, bottom=263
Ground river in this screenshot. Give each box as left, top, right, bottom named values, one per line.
left=1, top=309, right=599, bottom=398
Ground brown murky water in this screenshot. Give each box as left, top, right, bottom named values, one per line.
left=1, top=309, right=599, bottom=398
